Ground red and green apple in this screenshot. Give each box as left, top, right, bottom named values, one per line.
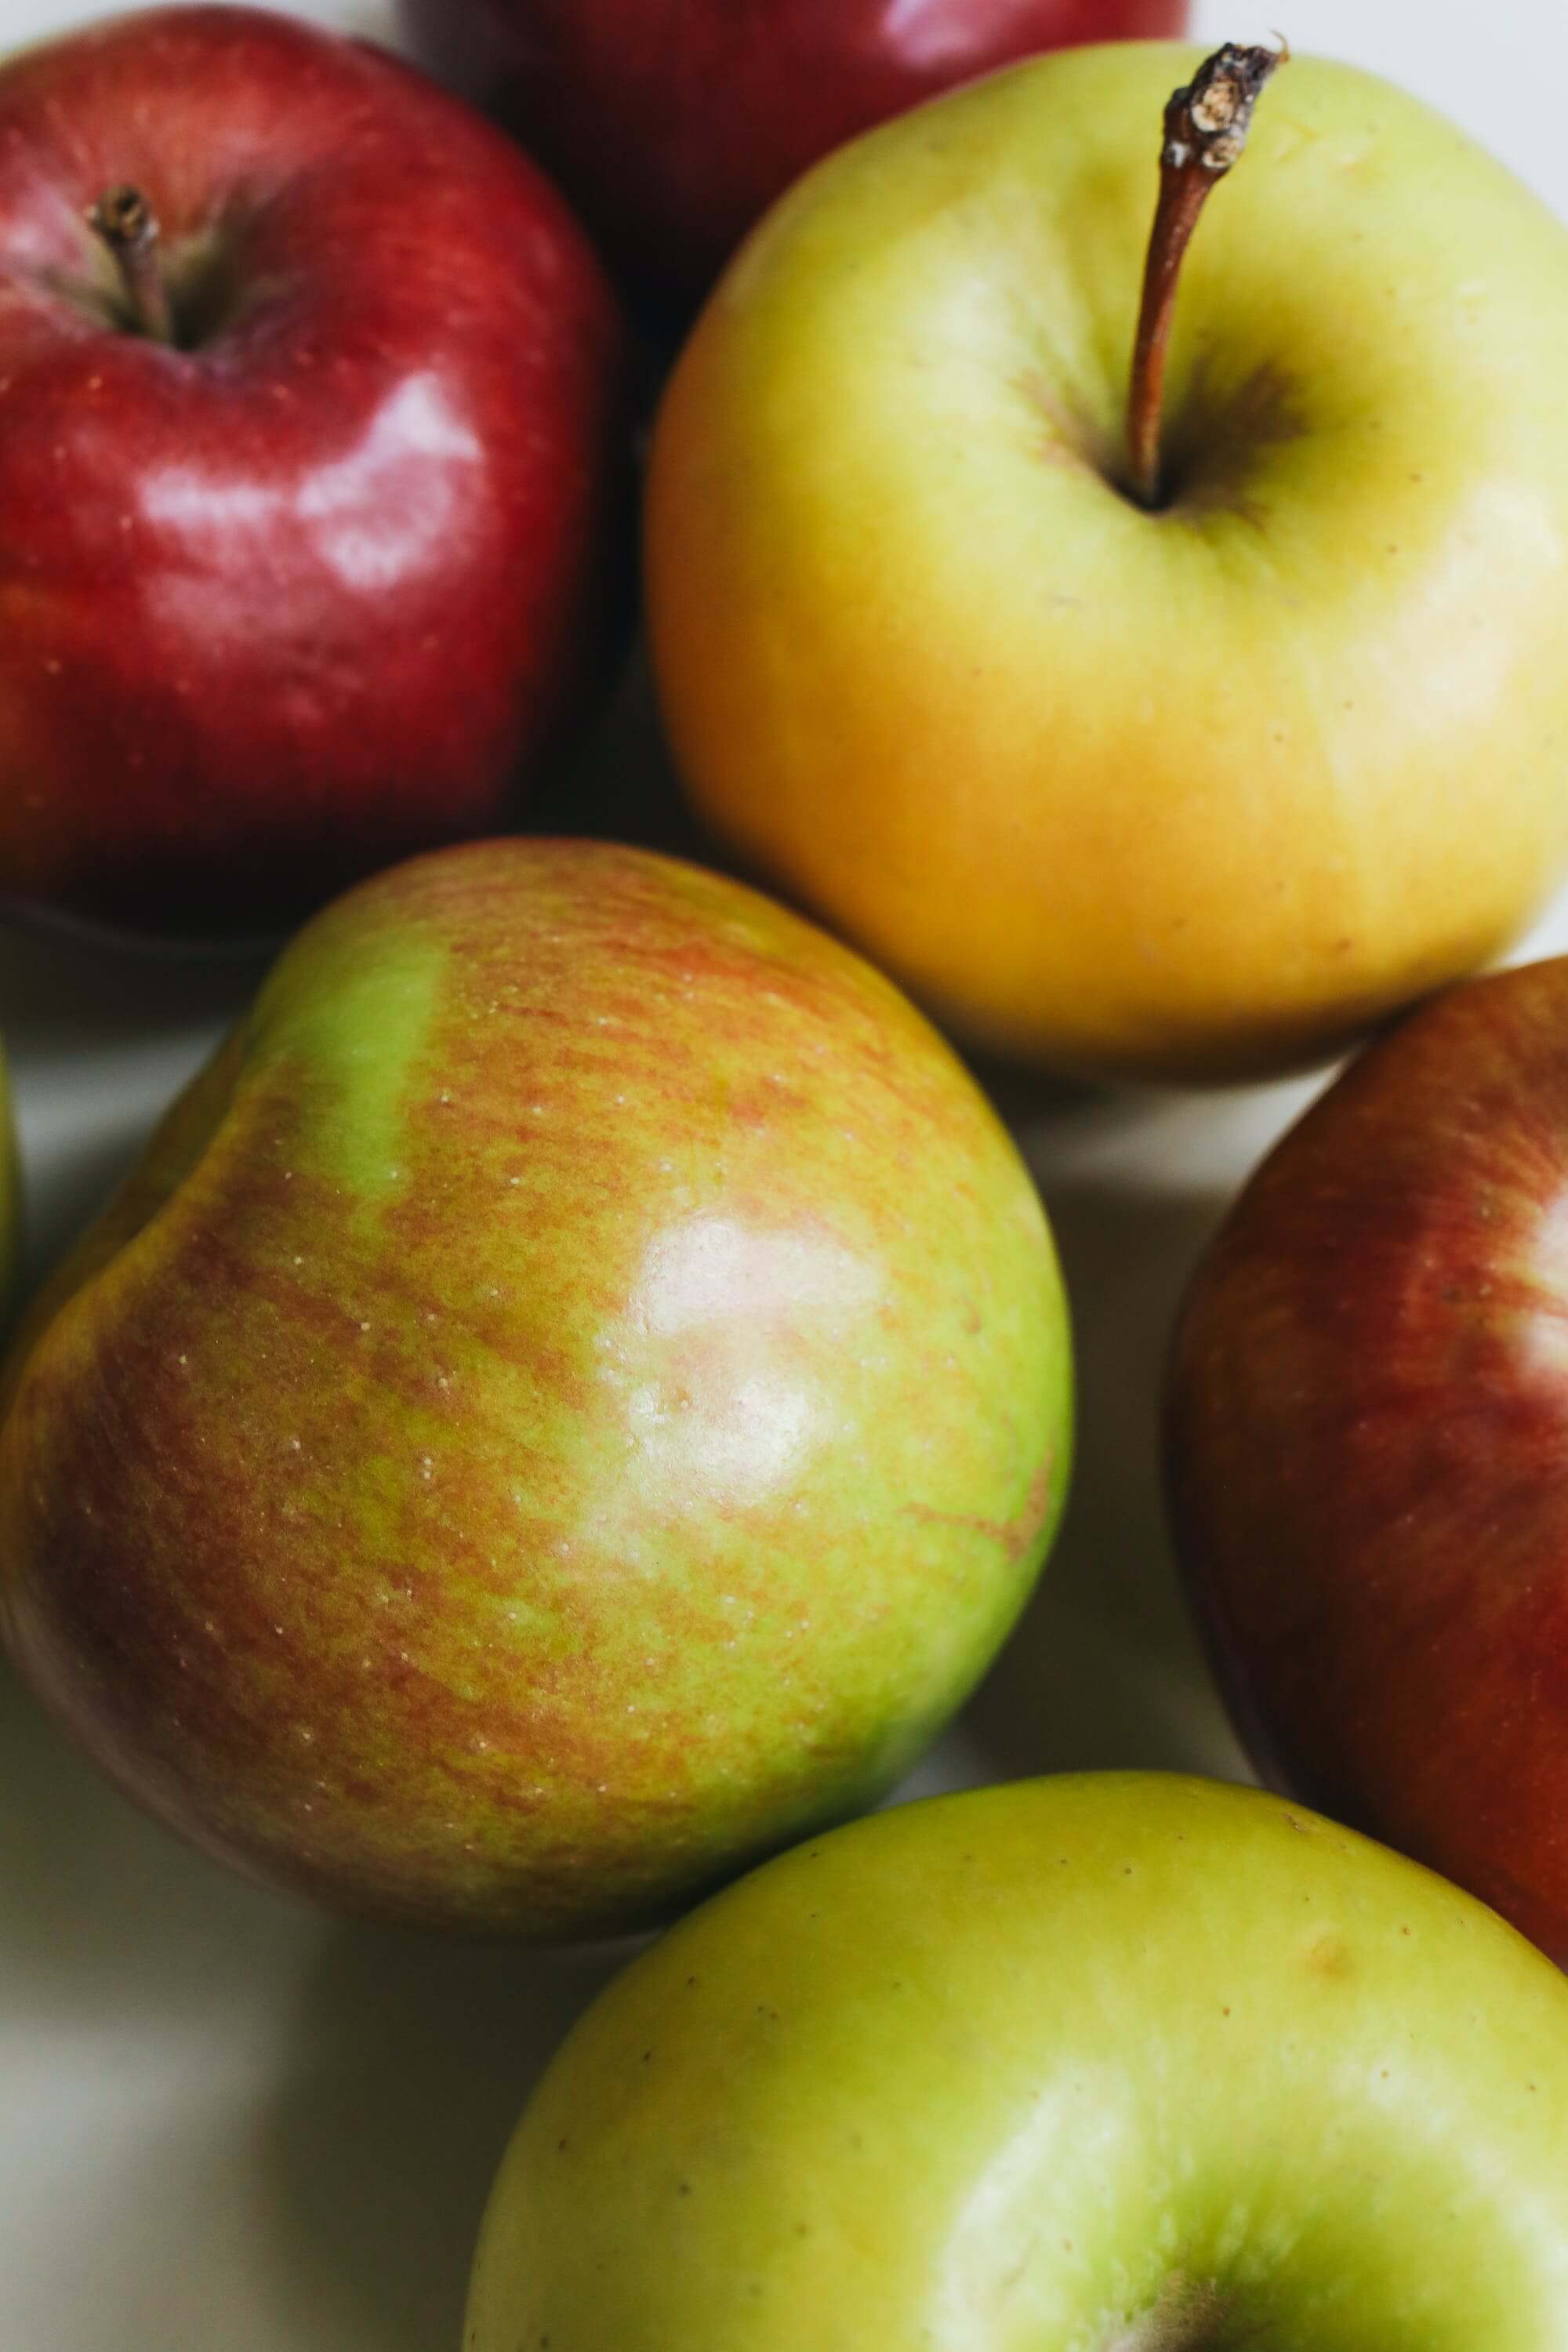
left=0, top=839, right=1070, bottom=1937
left=0, top=5, right=628, bottom=942
left=467, top=1771, right=1568, bottom=2348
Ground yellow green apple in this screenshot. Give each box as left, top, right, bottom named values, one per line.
left=0, top=840, right=1069, bottom=1937
left=648, top=42, right=1568, bottom=1081
left=467, top=1772, right=1568, bottom=2350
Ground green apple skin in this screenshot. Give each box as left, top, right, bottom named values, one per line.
left=466, top=1773, right=1568, bottom=2351
left=0, top=840, right=1069, bottom=1938
left=648, top=45, right=1568, bottom=1083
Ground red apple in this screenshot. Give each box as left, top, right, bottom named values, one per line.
left=1167, top=956, right=1568, bottom=1962
left=0, top=5, right=628, bottom=942
left=394, top=0, right=1191, bottom=303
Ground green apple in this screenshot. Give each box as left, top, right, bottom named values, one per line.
left=648, top=42, right=1568, bottom=1081
left=467, top=1772, right=1568, bottom=2350
left=0, top=840, right=1069, bottom=1937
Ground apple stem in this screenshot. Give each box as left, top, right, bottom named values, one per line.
left=87, top=185, right=176, bottom=347
left=1123, top=41, right=1287, bottom=510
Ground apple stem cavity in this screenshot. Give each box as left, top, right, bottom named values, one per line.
left=87, top=185, right=177, bottom=347
left=1124, top=39, right=1288, bottom=510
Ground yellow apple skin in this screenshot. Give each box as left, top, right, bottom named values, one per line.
left=466, top=1774, right=1568, bottom=2351
left=648, top=44, right=1568, bottom=1082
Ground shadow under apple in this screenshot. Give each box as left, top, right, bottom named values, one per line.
left=961, top=1173, right=1254, bottom=1788
left=0, top=914, right=263, bottom=1065
left=16, top=1109, right=158, bottom=1304
left=0, top=1653, right=630, bottom=2348
left=0, top=1661, right=316, bottom=2028
left=260, top=1926, right=626, bottom=2352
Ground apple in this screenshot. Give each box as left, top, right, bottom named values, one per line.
left=647, top=42, right=1568, bottom=1083
left=0, top=837, right=1070, bottom=1937
left=1167, top=954, right=1568, bottom=1965
left=0, top=5, right=628, bottom=943
left=466, top=1770, right=1568, bottom=2350
left=394, top=0, right=1190, bottom=307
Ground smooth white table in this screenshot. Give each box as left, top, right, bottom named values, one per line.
left=3, top=4, right=1566, bottom=2346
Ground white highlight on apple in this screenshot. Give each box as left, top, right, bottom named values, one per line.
left=140, top=372, right=485, bottom=595
left=1370, top=478, right=1564, bottom=737
left=1518, top=1185, right=1568, bottom=1377
left=602, top=1214, right=884, bottom=1509
left=932, top=2071, right=1138, bottom=2343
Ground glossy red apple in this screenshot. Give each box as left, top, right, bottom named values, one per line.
left=0, top=5, right=628, bottom=942
left=394, top=0, right=1190, bottom=303
left=1167, top=956, right=1568, bottom=1962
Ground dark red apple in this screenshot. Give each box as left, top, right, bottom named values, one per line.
left=394, top=0, right=1192, bottom=303
left=1167, top=956, right=1568, bottom=1962
left=0, top=5, right=628, bottom=942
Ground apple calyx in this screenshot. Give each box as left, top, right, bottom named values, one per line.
left=1124, top=39, right=1288, bottom=509
left=86, top=185, right=177, bottom=347
left=1107, top=2273, right=1231, bottom=2352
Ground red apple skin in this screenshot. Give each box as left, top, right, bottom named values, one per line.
left=394, top=0, right=1190, bottom=303
left=1167, top=959, right=1568, bottom=1963
left=0, top=6, right=628, bottom=941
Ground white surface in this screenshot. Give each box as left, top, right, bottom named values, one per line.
left=3, top=3, right=1567, bottom=2347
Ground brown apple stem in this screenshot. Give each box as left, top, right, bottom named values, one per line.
left=87, top=185, right=176, bottom=346
left=1124, top=41, right=1287, bottom=510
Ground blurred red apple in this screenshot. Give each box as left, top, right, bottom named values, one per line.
left=1167, top=956, right=1568, bottom=1962
left=0, top=5, right=628, bottom=942
left=394, top=0, right=1190, bottom=303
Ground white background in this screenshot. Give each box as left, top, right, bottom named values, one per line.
left=2, top=3, right=1566, bottom=2347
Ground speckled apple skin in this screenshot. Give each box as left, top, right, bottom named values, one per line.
left=0, top=840, right=1070, bottom=1937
